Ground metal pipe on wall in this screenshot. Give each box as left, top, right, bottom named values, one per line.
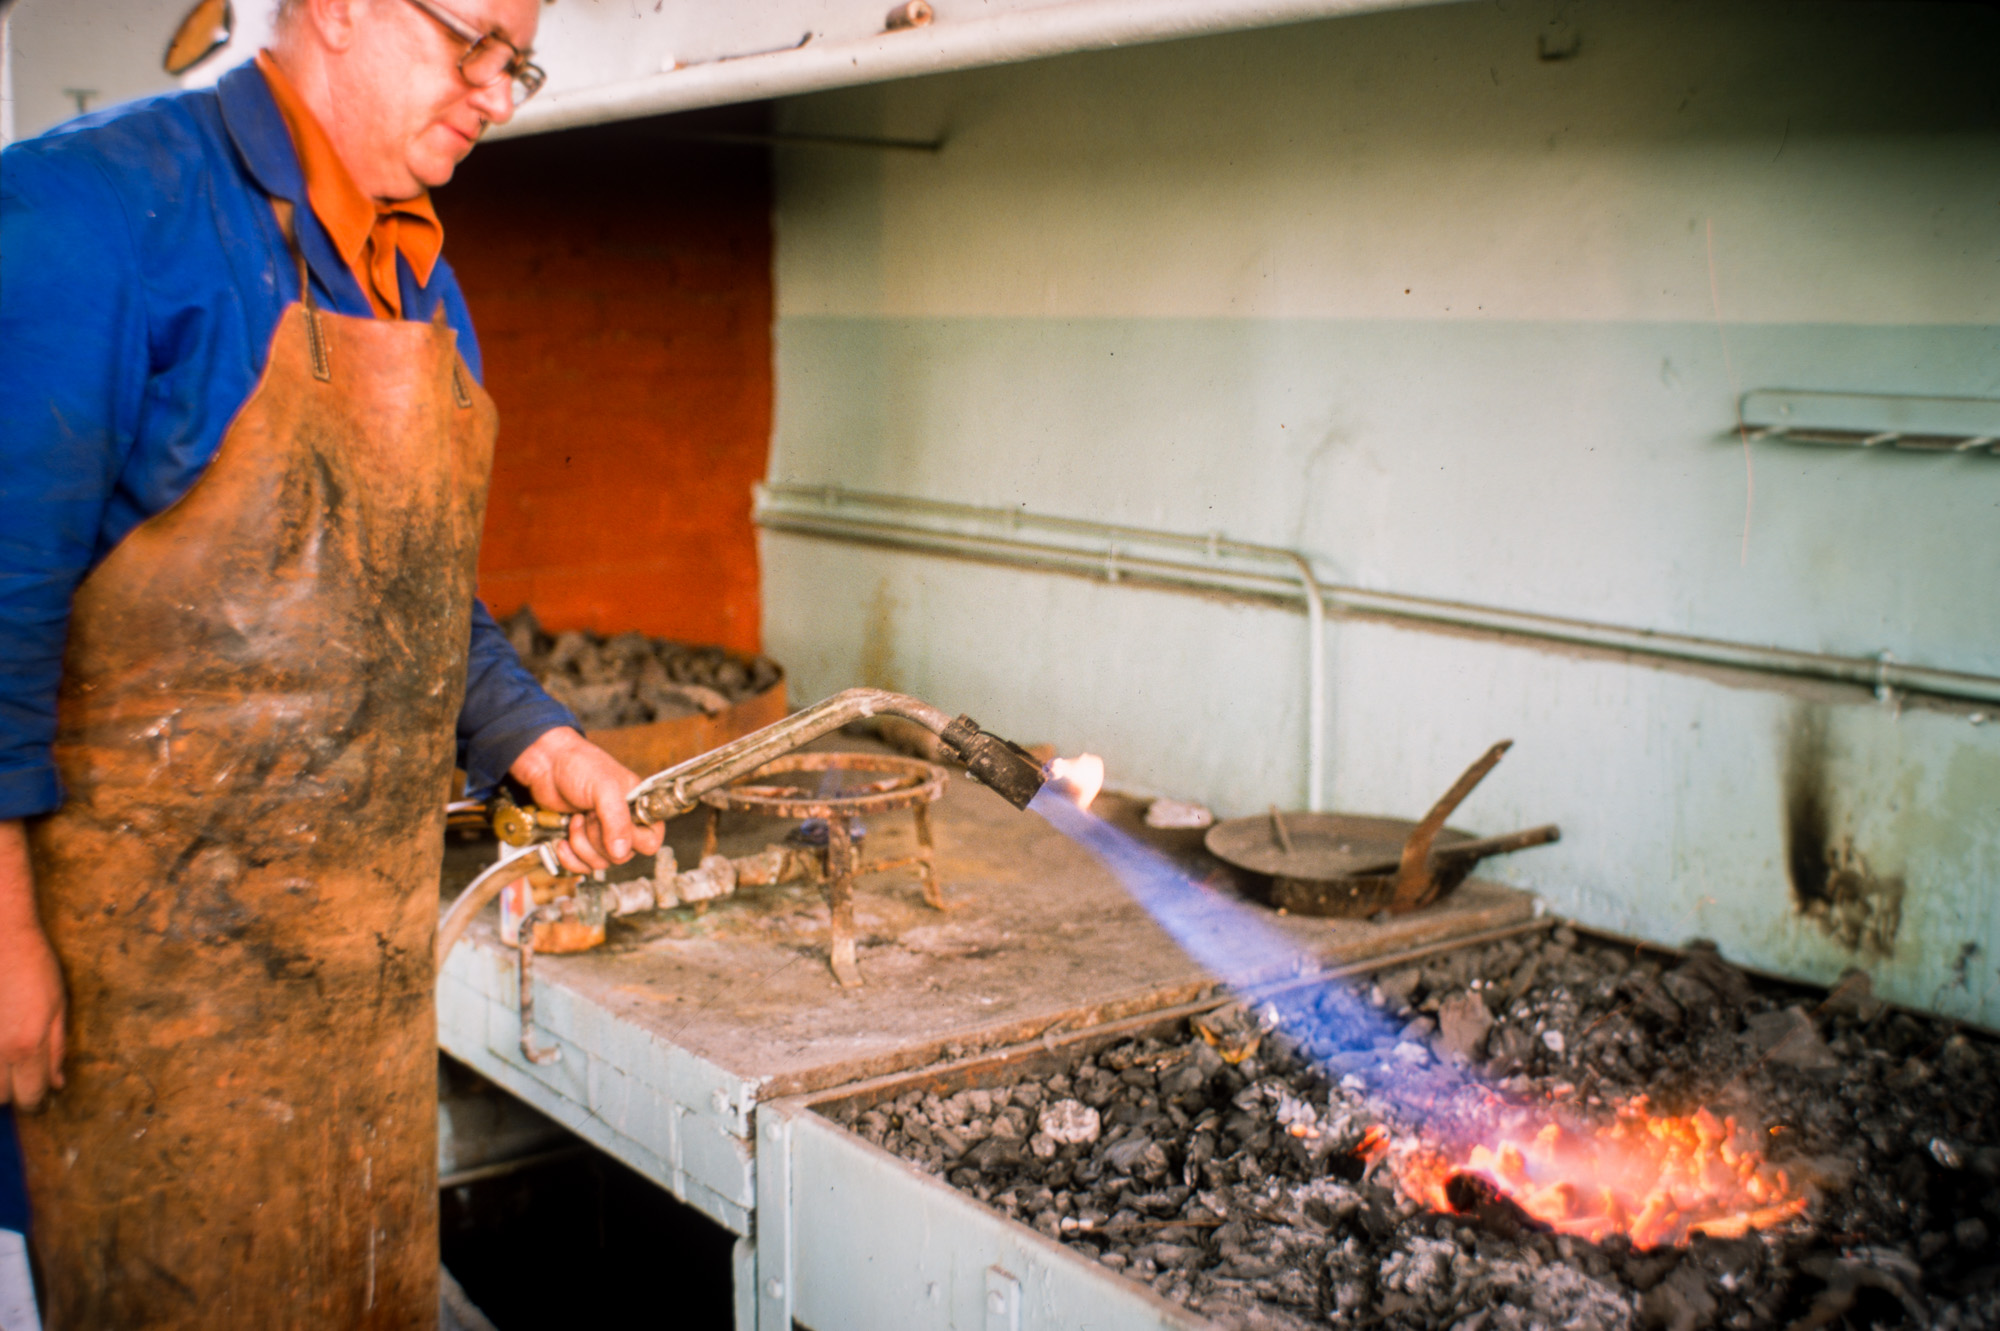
left=498, top=0, right=1457, bottom=140
left=757, top=485, right=1337, bottom=810
left=754, top=486, right=2000, bottom=781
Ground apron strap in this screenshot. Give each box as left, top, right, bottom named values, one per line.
left=269, top=198, right=333, bottom=383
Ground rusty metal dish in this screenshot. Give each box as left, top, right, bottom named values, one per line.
left=1203, top=740, right=1558, bottom=918
left=1204, top=813, right=1476, bottom=882
left=1206, top=813, right=1560, bottom=918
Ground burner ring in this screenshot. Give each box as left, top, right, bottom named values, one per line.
left=699, top=751, right=948, bottom=818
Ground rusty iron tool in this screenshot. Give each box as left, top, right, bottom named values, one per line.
left=1389, top=739, right=1512, bottom=910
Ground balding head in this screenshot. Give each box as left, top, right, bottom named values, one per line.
left=265, top=0, right=540, bottom=198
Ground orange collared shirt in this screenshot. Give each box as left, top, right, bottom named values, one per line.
left=256, top=51, right=443, bottom=320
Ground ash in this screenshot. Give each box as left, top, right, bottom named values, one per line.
left=500, top=606, right=780, bottom=730
left=829, top=927, right=2000, bottom=1330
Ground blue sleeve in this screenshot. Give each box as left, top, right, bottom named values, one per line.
left=0, top=1107, right=26, bottom=1234
left=457, top=598, right=576, bottom=799
left=0, top=144, right=149, bottom=820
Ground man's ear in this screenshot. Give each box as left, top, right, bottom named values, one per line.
left=299, top=0, right=365, bottom=52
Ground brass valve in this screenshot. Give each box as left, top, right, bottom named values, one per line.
left=490, top=791, right=569, bottom=847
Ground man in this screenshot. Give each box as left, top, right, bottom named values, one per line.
left=0, top=0, right=663, bottom=1323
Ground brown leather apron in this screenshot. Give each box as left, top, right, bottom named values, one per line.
left=19, top=267, right=496, bottom=1328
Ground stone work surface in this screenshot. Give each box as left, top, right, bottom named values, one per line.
left=828, top=927, right=2000, bottom=1330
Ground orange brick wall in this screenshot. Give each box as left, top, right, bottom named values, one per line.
left=436, top=119, right=773, bottom=653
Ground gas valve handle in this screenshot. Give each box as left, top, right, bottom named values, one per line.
left=489, top=791, right=570, bottom=847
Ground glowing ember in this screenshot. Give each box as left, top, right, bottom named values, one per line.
left=1044, top=753, right=1105, bottom=810
left=1367, top=1096, right=1808, bottom=1249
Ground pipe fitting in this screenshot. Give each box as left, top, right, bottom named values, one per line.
left=938, top=715, right=1047, bottom=811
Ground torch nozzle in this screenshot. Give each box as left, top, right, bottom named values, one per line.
left=937, top=715, right=1047, bottom=811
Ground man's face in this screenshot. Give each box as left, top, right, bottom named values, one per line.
left=342, top=0, right=540, bottom=197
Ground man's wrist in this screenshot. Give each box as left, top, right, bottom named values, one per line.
left=507, top=726, right=581, bottom=788
left=0, top=820, right=46, bottom=932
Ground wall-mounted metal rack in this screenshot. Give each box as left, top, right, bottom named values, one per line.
left=1740, top=390, right=2000, bottom=455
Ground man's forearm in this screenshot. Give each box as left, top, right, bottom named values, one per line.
left=457, top=600, right=577, bottom=798
left=0, top=823, right=37, bottom=933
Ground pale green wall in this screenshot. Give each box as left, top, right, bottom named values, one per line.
left=764, top=0, right=2000, bottom=1024
left=3, top=0, right=193, bottom=144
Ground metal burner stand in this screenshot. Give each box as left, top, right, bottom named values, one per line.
left=700, top=752, right=949, bottom=987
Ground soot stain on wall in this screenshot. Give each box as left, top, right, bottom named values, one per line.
left=859, top=577, right=903, bottom=694
left=1783, top=707, right=1903, bottom=959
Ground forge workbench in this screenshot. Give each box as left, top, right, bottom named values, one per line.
left=437, top=767, right=1540, bottom=1331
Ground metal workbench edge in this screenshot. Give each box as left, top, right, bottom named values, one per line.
left=438, top=937, right=760, bottom=1235
left=756, top=1097, right=1217, bottom=1331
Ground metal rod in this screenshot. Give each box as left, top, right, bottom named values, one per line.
left=625, top=686, right=954, bottom=823
left=755, top=483, right=2000, bottom=709
left=438, top=1144, right=591, bottom=1190
left=436, top=841, right=561, bottom=971
left=661, top=129, right=944, bottom=152
left=517, top=904, right=563, bottom=1065
left=1268, top=805, right=1295, bottom=855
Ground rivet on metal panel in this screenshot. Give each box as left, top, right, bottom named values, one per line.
left=711, top=1088, right=731, bottom=1114
left=765, top=1277, right=785, bottom=1300
left=984, top=1265, right=1021, bottom=1331
left=764, top=1120, right=783, bottom=1142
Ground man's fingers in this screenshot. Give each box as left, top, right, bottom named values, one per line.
left=8, top=1057, right=50, bottom=1112
left=594, top=785, right=638, bottom=863
left=630, top=820, right=666, bottom=856
left=564, top=813, right=611, bottom=873
left=551, top=832, right=593, bottom=876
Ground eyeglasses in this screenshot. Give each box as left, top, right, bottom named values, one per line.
left=400, top=0, right=546, bottom=107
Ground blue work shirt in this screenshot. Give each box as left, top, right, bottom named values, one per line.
left=0, top=61, right=575, bottom=821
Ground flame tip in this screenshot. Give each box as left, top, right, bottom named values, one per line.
left=1046, top=752, right=1106, bottom=810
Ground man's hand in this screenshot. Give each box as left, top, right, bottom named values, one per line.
left=0, top=820, right=66, bottom=1110
left=507, top=729, right=666, bottom=875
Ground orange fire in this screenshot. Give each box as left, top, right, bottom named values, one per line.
left=1363, top=1097, right=1808, bottom=1249
left=1046, top=753, right=1106, bottom=810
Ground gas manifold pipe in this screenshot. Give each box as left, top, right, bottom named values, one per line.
left=435, top=688, right=1048, bottom=967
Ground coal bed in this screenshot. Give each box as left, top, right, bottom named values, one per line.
left=499, top=606, right=782, bottom=731
left=821, top=926, right=2000, bottom=1331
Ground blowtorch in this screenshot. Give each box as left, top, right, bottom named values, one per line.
left=435, top=688, right=1048, bottom=967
